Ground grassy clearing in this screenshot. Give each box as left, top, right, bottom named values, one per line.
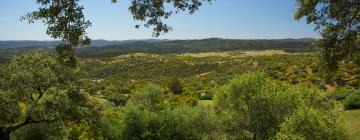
left=342, top=109, right=360, bottom=140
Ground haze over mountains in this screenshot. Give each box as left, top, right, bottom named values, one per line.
left=0, top=38, right=316, bottom=62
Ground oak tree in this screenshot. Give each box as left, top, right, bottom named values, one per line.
left=0, top=50, right=99, bottom=140
left=295, top=0, right=360, bottom=82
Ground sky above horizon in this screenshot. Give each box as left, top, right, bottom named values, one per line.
left=0, top=0, right=320, bottom=41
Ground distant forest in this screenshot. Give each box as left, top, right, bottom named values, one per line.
left=0, top=38, right=316, bottom=62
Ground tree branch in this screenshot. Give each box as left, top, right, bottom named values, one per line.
left=4, top=117, right=55, bottom=133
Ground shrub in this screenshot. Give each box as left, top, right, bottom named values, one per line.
left=344, top=93, right=360, bottom=110
left=67, top=121, right=96, bottom=140
left=181, top=91, right=201, bottom=99
left=167, top=77, right=184, bottom=95
left=273, top=107, right=347, bottom=140
left=106, top=93, right=128, bottom=106
left=168, top=95, right=199, bottom=106
left=101, top=104, right=219, bottom=140
left=199, top=94, right=213, bottom=100
left=11, top=122, right=67, bottom=140
left=100, top=108, right=124, bottom=140
left=326, top=88, right=355, bottom=101
left=214, top=71, right=341, bottom=139
left=179, top=96, right=198, bottom=106
left=129, top=84, right=164, bottom=110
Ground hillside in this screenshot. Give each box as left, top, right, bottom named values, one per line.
left=0, top=38, right=316, bottom=62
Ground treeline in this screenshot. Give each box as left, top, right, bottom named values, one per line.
left=76, top=38, right=317, bottom=58
left=0, top=38, right=316, bottom=62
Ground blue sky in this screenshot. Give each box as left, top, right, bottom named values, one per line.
left=0, top=0, right=320, bottom=40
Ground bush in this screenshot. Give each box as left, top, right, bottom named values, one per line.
left=344, top=93, right=360, bottom=110
left=101, top=105, right=219, bottom=140
left=199, top=94, right=213, bottom=100
left=168, top=95, right=199, bottom=106
left=167, top=77, right=184, bottom=95
left=214, top=71, right=341, bottom=139
left=326, top=88, right=355, bottom=101
left=129, top=84, right=164, bottom=111
left=273, top=107, right=347, bottom=140
left=100, top=108, right=125, bottom=140
left=12, top=122, right=67, bottom=140
left=106, top=93, right=128, bottom=106
left=181, top=91, right=201, bottom=99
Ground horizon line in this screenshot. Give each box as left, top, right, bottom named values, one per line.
left=0, top=37, right=318, bottom=42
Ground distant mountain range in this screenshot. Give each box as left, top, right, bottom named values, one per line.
left=0, top=39, right=171, bottom=48
left=0, top=38, right=317, bottom=63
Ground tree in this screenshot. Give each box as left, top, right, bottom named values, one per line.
left=22, top=0, right=212, bottom=55
left=167, top=77, right=184, bottom=95
left=273, top=107, right=347, bottom=140
left=0, top=50, right=99, bottom=140
left=129, top=84, right=165, bottom=111
left=294, top=0, right=360, bottom=82
left=214, top=72, right=341, bottom=139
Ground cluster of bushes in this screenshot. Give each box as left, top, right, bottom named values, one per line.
left=327, top=88, right=360, bottom=110
left=96, top=72, right=348, bottom=139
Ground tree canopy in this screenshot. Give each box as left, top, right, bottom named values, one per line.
left=295, top=0, right=360, bottom=81
left=0, top=50, right=99, bottom=140
left=22, top=0, right=212, bottom=48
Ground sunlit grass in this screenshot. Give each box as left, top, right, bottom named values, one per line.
left=342, top=109, right=360, bottom=140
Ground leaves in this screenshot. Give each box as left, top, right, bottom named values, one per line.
left=295, top=0, right=360, bottom=80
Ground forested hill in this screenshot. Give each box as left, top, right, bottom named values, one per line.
left=76, top=38, right=316, bottom=57
left=0, top=38, right=316, bottom=61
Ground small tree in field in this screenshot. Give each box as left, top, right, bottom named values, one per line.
left=167, top=77, right=184, bottom=95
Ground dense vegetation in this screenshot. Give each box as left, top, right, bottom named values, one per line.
left=1, top=0, right=359, bottom=139
left=0, top=38, right=316, bottom=63
left=1, top=49, right=359, bottom=139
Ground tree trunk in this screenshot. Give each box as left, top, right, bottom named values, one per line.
left=0, top=129, right=10, bottom=140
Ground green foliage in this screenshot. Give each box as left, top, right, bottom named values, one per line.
left=295, top=0, right=360, bottom=80
left=214, top=71, right=341, bottom=139
left=167, top=77, right=184, bottom=95
left=327, top=88, right=355, bottom=101
left=168, top=95, right=199, bottom=106
left=102, top=84, right=131, bottom=106
left=106, top=94, right=129, bottom=106
left=11, top=121, right=67, bottom=140
left=0, top=50, right=100, bottom=139
left=100, top=108, right=123, bottom=140
left=129, top=0, right=212, bottom=37
left=129, top=84, right=165, bottom=111
left=22, top=0, right=212, bottom=54
left=22, top=0, right=91, bottom=48
left=67, top=121, right=97, bottom=140
left=101, top=104, right=219, bottom=140
left=273, top=107, right=347, bottom=140
left=344, top=93, right=360, bottom=110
